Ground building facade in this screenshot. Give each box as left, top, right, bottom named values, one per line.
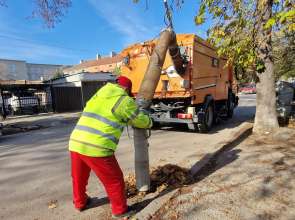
left=50, top=72, right=116, bottom=112
left=0, top=58, right=64, bottom=81
left=63, top=53, right=122, bottom=75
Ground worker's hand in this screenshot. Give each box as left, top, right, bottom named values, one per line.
left=139, top=108, right=151, bottom=116
left=136, top=98, right=152, bottom=109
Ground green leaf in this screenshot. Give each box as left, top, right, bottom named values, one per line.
left=278, top=9, right=295, bottom=23
left=256, top=59, right=266, bottom=73
left=195, top=14, right=205, bottom=25
left=264, top=17, right=276, bottom=29
left=195, top=3, right=206, bottom=25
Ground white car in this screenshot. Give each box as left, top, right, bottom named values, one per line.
left=6, top=95, right=39, bottom=115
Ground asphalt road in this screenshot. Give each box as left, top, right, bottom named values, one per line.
left=0, top=94, right=256, bottom=220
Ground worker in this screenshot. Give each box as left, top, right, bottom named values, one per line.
left=68, top=76, right=152, bottom=218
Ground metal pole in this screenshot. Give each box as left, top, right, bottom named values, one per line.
left=80, top=82, right=85, bottom=109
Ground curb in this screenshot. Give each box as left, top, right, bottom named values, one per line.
left=134, top=122, right=253, bottom=220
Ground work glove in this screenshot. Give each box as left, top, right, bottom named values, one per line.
left=136, top=98, right=152, bottom=109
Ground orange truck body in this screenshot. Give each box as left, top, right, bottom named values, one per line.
left=120, top=33, right=238, bottom=131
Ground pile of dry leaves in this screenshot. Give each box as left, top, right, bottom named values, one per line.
left=125, top=164, right=193, bottom=197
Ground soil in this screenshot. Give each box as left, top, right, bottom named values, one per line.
left=151, top=128, right=295, bottom=220
left=125, top=164, right=193, bottom=198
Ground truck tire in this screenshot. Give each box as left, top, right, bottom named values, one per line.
left=198, top=104, right=214, bottom=133
left=227, top=91, right=235, bottom=118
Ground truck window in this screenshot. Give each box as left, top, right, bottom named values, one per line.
left=162, top=80, right=169, bottom=91
left=212, top=58, right=219, bottom=68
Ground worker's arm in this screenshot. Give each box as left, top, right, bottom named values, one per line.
left=112, top=95, right=152, bottom=129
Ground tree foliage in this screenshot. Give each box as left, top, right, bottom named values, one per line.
left=273, top=32, right=295, bottom=80
left=0, top=0, right=71, bottom=28
left=51, top=69, right=64, bottom=80
left=113, top=66, right=122, bottom=75
left=195, top=0, right=295, bottom=75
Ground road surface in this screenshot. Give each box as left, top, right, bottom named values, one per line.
left=0, top=94, right=256, bottom=220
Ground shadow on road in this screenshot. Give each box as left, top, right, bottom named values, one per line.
left=86, top=197, right=109, bottom=210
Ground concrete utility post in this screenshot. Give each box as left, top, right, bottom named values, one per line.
left=134, top=28, right=176, bottom=192
left=134, top=0, right=187, bottom=192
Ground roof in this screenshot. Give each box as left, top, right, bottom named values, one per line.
left=48, top=71, right=116, bottom=86
left=0, top=80, right=46, bottom=90
left=64, top=55, right=123, bottom=72
left=0, top=80, right=43, bottom=85
left=0, top=58, right=65, bottom=66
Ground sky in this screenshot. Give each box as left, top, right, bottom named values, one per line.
left=0, top=0, right=210, bottom=65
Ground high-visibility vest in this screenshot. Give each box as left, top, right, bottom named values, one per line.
left=69, top=83, right=152, bottom=157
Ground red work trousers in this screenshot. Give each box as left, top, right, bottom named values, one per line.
left=70, top=151, right=127, bottom=215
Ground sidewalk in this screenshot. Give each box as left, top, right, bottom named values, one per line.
left=150, top=128, right=295, bottom=220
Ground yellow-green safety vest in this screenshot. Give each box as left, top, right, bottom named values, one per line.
left=69, top=83, right=152, bottom=157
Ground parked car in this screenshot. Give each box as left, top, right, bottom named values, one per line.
left=6, top=93, right=39, bottom=115
left=276, top=81, right=295, bottom=120
left=239, top=84, right=256, bottom=94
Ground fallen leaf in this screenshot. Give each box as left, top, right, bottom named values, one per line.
left=48, top=200, right=58, bottom=209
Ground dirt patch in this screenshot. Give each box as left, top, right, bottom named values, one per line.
left=278, top=117, right=295, bottom=129
left=151, top=130, right=295, bottom=220
left=125, top=164, right=193, bottom=198
left=288, top=118, right=295, bottom=128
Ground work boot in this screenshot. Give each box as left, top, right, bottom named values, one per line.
left=112, top=206, right=136, bottom=219
left=76, top=197, right=92, bottom=212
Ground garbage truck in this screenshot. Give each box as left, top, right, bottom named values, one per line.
left=120, top=33, right=238, bottom=132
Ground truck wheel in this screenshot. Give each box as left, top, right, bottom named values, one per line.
left=198, top=104, right=214, bottom=133
left=227, top=91, right=235, bottom=118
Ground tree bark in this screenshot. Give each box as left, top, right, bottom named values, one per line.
left=253, top=0, right=279, bottom=133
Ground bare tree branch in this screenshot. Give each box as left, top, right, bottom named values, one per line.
left=0, top=0, right=71, bottom=28
left=32, top=0, right=72, bottom=28
left=0, top=0, right=7, bottom=7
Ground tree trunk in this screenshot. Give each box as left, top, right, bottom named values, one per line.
left=254, top=61, right=279, bottom=133
left=253, top=0, right=279, bottom=133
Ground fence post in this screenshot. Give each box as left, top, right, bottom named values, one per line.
left=0, top=88, right=7, bottom=119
